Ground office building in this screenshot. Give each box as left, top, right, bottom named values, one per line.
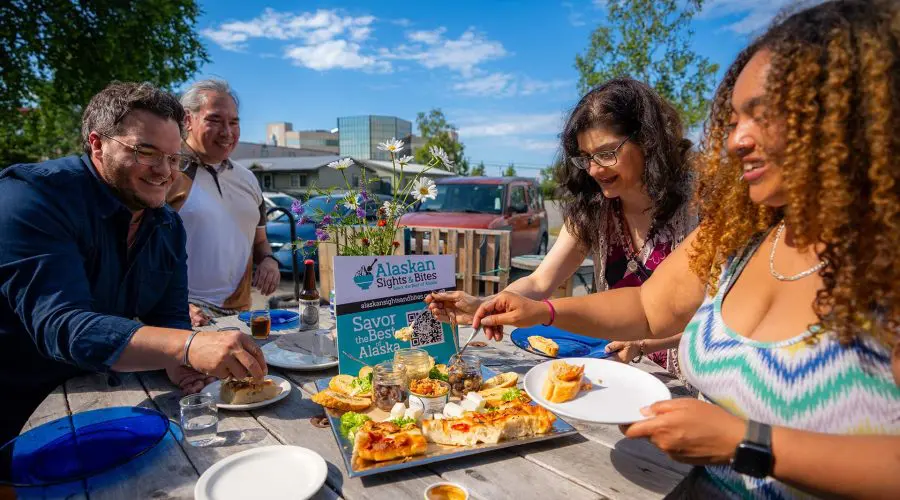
left=338, top=115, right=412, bottom=161
left=266, top=122, right=339, bottom=154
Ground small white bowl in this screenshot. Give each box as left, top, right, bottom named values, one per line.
left=424, top=482, right=470, bottom=500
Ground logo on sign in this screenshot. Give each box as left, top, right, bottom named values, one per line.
left=353, top=258, right=378, bottom=290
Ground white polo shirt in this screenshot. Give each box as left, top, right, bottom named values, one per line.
left=168, top=156, right=266, bottom=310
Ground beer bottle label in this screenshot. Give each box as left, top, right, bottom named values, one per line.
left=299, top=299, right=319, bottom=329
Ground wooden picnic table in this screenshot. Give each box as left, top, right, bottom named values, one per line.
left=20, top=307, right=690, bottom=500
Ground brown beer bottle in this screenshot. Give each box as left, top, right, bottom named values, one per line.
left=299, top=259, right=320, bottom=330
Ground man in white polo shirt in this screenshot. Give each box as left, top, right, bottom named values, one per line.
left=167, top=79, right=280, bottom=325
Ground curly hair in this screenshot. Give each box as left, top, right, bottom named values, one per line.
left=691, top=0, right=900, bottom=347
left=557, top=77, right=694, bottom=254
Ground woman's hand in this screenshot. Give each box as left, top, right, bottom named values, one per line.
left=471, top=291, right=551, bottom=341
left=426, top=291, right=483, bottom=325
left=604, top=340, right=642, bottom=363
left=623, top=399, right=745, bottom=466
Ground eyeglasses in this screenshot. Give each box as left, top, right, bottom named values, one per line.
left=100, top=133, right=186, bottom=168
left=570, top=136, right=631, bottom=170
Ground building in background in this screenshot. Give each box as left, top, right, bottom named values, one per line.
left=338, top=115, right=412, bottom=161
left=266, top=122, right=339, bottom=154
left=232, top=141, right=335, bottom=160
left=241, top=155, right=354, bottom=195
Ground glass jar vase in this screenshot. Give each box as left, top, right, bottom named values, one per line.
left=447, top=353, right=483, bottom=398
left=372, top=361, right=409, bottom=411
left=394, top=348, right=431, bottom=381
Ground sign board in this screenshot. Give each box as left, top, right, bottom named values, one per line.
left=333, top=255, right=457, bottom=375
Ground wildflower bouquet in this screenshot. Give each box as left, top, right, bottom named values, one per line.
left=290, top=138, right=452, bottom=257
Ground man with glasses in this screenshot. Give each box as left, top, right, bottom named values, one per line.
left=167, top=79, right=280, bottom=326
left=0, top=82, right=267, bottom=445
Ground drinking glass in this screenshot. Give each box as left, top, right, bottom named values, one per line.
left=179, top=393, right=218, bottom=447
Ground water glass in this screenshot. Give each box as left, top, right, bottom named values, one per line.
left=179, top=393, right=218, bottom=447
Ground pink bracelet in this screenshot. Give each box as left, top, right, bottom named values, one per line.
left=541, top=299, right=556, bottom=326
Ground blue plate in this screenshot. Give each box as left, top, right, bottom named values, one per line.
left=238, top=309, right=299, bottom=331
left=510, top=325, right=611, bottom=359
left=0, top=406, right=169, bottom=487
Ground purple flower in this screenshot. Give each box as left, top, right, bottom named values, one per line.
left=360, top=190, right=369, bottom=202
left=297, top=215, right=310, bottom=226
left=322, top=215, right=333, bottom=225
left=356, top=207, right=366, bottom=218
left=290, top=200, right=304, bottom=215
left=315, top=228, right=330, bottom=241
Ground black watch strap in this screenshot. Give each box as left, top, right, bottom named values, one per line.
left=260, top=253, right=278, bottom=265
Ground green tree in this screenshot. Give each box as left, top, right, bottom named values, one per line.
left=502, top=163, right=517, bottom=177
left=0, top=0, right=209, bottom=167
left=539, top=164, right=559, bottom=199
left=470, top=161, right=486, bottom=176
left=574, top=0, right=718, bottom=128
left=414, top=108, right=469, bottom=175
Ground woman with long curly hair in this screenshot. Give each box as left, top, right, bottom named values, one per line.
left=427, top=77, right=696, bottom=378
left=470, top=1, right=900, bottom=497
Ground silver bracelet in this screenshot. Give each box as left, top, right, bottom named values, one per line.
left=182, top=331, right=200, bottom=368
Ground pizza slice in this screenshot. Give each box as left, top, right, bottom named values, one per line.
left=352, top=420, right=428, bottom=462
left=421, top=401, right=556, bottom=446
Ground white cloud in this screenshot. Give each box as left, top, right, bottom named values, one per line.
left=459, top=112, right=563, bottom=138
left=202, top=8, right=385, bottom=71
left=520, top=78, right=573, bottom=96
left=520, top=139, right=560, bottom=152
left=453, top=73, right=517, bottom=97
left=562, top=1, right=587, bottom=27
left=385, top=28, right=507, bottom=78
left=392, top=18, right=413, bottom=27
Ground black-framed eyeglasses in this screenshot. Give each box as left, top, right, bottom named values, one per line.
left=99, top=133, right=186, bottom=168
left=570, top=136, right=631, bottom=170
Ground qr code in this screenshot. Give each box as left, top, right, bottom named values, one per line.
left=408, top=310, right=444, bottom=347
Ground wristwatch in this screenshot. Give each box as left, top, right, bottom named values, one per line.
left=731, top=420, right=774, bottom=478
left=260, top=253, right=278, bottom=265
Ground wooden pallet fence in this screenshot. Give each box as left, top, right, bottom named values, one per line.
left=403, top=226, right=510, bottom=296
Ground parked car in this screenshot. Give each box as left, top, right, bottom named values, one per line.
left=262, top=191, right=298, bottom=221
left=399, top=177, right=549, bottom=257
left=266, top=192, right=392, bottom=273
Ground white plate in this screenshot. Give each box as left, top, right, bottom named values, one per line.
left=261, top=330, right=339, bottom=371
left=523, top=358, right=671, bottom=424
left=195, top=445, right=327, bottom=500
left=201, top=375, right=292, bottom=410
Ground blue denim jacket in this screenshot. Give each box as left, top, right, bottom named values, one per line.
left=0, top=155, right=190, bottom=441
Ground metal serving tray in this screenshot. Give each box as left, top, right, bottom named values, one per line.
left=315, top=365, right=579, bottom=478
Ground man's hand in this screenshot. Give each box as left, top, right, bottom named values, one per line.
left=188, top=303, right=211, bottom=327
left=253, top=257, right=280, bottom=296
left=166, top=365, right=216, bottom=394
left=186, top=330, right=268, bottom=380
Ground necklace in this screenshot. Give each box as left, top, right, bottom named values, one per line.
left=769, top=221, right=826, bottom=281
left=615, top=202, right=656, bottom=275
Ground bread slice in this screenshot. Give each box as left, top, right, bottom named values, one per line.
left=328, top=374, right=372, bottom=397
left=220, top=378, right=281, bottom=405
left=353, top=420, right=427, bottom=462
left=311, top=389, right=371, bottom=411
left=528, top=336, right=559, bottom=357
left=422, top=402, right=555, bottom=446
left=542, top=361, right=585, bottom=403
left=481, top=372, right=518, bottom=390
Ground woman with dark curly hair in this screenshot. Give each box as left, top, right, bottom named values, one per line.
left=427, top=77, right=696, bottom=378
left=470, top=0, right=900, bottom=497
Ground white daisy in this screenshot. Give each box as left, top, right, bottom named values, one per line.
left=398, top=155, right=414, bottom=166
left=343, top=194, right=360, bottom=210
left=412, top=178, right=438, bottom=202
left=328, top=157, right=353, bottom=170
left=429, top=145, right=453, bottom=168
left=382, top=200, right=405, bottom=218
left=377, top=138, right=405, bottom=153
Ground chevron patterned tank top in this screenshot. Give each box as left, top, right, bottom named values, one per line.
left=678, top=236, right=900, bottom=499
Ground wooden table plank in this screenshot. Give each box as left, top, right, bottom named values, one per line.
left=64, top=373, right=197, bottom=500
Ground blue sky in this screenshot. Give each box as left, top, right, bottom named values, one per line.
left=193, top=0, right=796, bottom=176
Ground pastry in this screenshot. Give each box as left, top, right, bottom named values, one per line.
left=353, top=420, right=427, bottom=462
left=311, top=389, right=372, bottom=411
left=480, top=372, right=518, bottom=390
left=528, top=336, right=559, bottom=357
left=421, top=400, right=555, bottom=446
left=220, top=378, right=281, bottom=405
left=542, top=360, right=585, bottom=403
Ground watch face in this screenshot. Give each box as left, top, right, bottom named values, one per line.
left=733, top=443, right=773, bottom=478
